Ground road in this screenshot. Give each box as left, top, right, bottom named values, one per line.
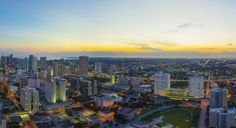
left=198, top=99, right=209, bottom=128
left=198, top=108, right=206, bottom=128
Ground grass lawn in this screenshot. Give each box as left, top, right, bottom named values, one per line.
left=159, top=109, right=192, bottom=128
left=144, top=108, right=195, bottom=128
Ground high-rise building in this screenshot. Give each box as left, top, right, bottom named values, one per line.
left=189, top=77, right=204, bottom=98
left=44, top=78, right=67, bottom=103
left=53, top=63, right=63, bottom=77
left=28, top=55, right=38, bottom=73
left=44, top=80, right=56, bottom=103
left=20, top=57, right=28, bottom=70
left=210, top=88, right=227, bottom=108
left=20, top=87, right=39, bottom=113
left=0, top=56, right=8, bottom=70
left=79, top=56, right=88, bottom=76
left=95, top=62, right=103, bottom=73
left=71, top=76, right=80, bottom=91
left=39, top=57, right=47, bottom=70
left=209, top=108, right=235, bottom=128
left=154, top=72, right=170, bottom=95
left=56, top=78, right=66, bottom=101
left=79, top=77, right=97, bottom=97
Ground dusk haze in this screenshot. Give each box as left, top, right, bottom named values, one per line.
left=0, top=1, right=236, bottom=128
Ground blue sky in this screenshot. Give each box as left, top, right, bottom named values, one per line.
left=0, top=0, right=236, bottom=58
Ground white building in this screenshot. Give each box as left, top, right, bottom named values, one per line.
left=20, top=87, right=39, bottom=113
left=94, top=94, right=122, bottom=108
left=189, top=77, right=204, bottom=98
left=210, top=88, right=227, bottom=108
left=44, top=78, right=67, bottom=103
left=209, top=108, right=235, bottom=128
left=95, top=62, right=103, bottom=73
left=154, top=72, right=170, bottom=95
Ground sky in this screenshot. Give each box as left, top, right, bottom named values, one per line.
left=0, top=0, right=236, bottom=58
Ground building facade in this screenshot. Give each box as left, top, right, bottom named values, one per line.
left=79, top=56, right=88, bottom=76
left=20, top=87, right=39, bottom=113
left=189, top=77, right=204, bottom=98
left=154, top=72, right=170, bottom=95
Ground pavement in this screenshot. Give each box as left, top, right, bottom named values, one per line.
left=198, top=108, right=206, bottom=128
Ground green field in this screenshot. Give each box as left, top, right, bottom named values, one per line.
left=144, top=108, right=197, bottom=128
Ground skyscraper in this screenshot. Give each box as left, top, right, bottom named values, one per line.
left=210, top=88, right=227, bottom=108
left=95, top=62, right=103, bottom=73
left=28, top=55, right=38, bottom=73
left=79, top=77, right=97, bottom=97
left=20, top=57, right=28, bottom=70
left=53, top=63, right=63, bottom=77
left=56, top=78, right=67, bottom=101
left=209, top=108, right=235, bottom=128
left=154, top=72, right=170, bottom=95
left=20, top=87, right=39, bottom=113
left=189, top=77, right=204, bottom=98
left=71, top=76, right=80, bottom=92
left=0, top=56, right=7, bottom=70
left=39, top=57, right=47, bottom=70
left=44, top=77, right=67, bottom=103
left=79, top=56, right=88, bottom=76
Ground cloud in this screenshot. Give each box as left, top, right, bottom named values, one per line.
left=164, top=21, right=205, bottom=33
left=151, top=40, right=179, bottom=46
left=125, top=42, right=162, bottom=51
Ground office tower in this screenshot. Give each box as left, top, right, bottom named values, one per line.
left=20, top=57, right=28, bottom=70
left=53, top=63, right=63, bottom=77
left=28, top=55, right=38, bottom=73
left=209, top=108, right=235, bottom=128
left=20, top=87, right=39, bottom=113
left=44, top=78, right=67, bottom=103
left=79, top=56, right=88, bottom=76
left=44, top=80, right=56, bottom=103
left=189, top=77, right=204, bottom=98
left=210, top=88, right=227, bottom=108
left=0, top=56, right=7, bottom=70
left=9, top=54, right=13, bottom=66
left=154, top=72, right=170, bottom=95
left=95, top=62, right=103, bottom=73
left=56, top=78, right=66, bottom=101
left=71, top=76, right=80, bottom=91
left=79, top=77, right=97, bottom=97
left=39, top=57, right=47, bottom=70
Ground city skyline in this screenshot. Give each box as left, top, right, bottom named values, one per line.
left=0, top=0, right=236, bottom=58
